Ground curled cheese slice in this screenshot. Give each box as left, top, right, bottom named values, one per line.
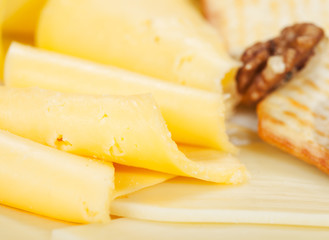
left=0, top=129, right=114, bottom=223
left=0, top=87, right=248, bottom=183
left=4, top=42, right=235, bottom=151
left=36, top=0, right=238, bottom=92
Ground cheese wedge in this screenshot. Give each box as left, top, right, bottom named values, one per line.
left=203, top=0, right=329, bottom=57
left=3, top=0, right=46, bottom=36
left=0, top=129, right=115, bottom=223
left=36, top=0, right=238, bottom=93
left=0, top=86, right=247, bottom=183
left=4, top=42, right=234, bottom=151
left=111, top=143, right=329, bottom=226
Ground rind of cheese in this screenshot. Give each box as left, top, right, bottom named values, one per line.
left=4, top=42, right=235, bottom=151
left=111, top=143, right=329, bottom=227
left=3, top=0, right=46, bottom=36
left=0, top=87, right=248, bottom=183
left=0, top=129, right=115, bottom=223
left=36, top=0, right=238, bottom=92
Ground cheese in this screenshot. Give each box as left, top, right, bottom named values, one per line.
left=0, top=205, right=71, bottom=240
left=111, top=143, right=329, bottom=227
left=36, top=0, right=238, bottom=92
left=51, top=218, right=329, bottom=240
left=3, top=0, right=46, bottom=35
left=0, top=129, right=115, bottom=223
left=4, top=42, right=234, bottom=151
left=113, top=164, right=174, bottom=198
left=0, top=87, right=247, bottom=183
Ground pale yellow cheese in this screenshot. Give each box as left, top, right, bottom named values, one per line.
left=0, top=205, right=72, bottom=240
left=3, top=0, right=46, bottom=36
left=36, top=0, right=238, bottom=92
left=4, top=42, right=234, bottom=151
left=0, top=129, right=115, bottom=223
left=51, top=218, right=329, bottom=240
left=0, top=87, right=247, bottom=183
left=111, top=143, right=329, bottom=227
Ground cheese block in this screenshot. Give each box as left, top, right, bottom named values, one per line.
left=111, top=143, right=329, bottom=227
left=0, top=86, right=247, bottom=183
left=36, top=0, right=238, bottom=93
left=3, top=0, right=46, bottom=36
left=4, top=42, right=234, bottom=151
left=113, top=164, right=174, bottom=198
left=52, top=218, right=329, bottom=240
left=0, top=129, right=115, bottom=223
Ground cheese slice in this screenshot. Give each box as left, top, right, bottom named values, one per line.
left=3, top=0, right=46, bottom=36
left=0, top=129, right=115, bottom=223
left=0, top=205, right=72, bottom=240
left=36, top=0, right=238, bottom=93
left=4, top=42, right=234, bottom=151
left=113, top=164, right=174, bottom=198
left=111, top=142, right=329, bottom=227
left=0, top=86, right=247, bottom=183
left=51, top=218, right=329, bottom=240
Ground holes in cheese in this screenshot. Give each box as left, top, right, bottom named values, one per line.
left=0, top=129, right=114, bottom=223
left=4, top=42, right=235, bottom=151
left=36, top=0, right=238, bottom=93
left=0, top=87, right=248, bottom=183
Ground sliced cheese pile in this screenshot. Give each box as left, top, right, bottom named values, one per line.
left=36, top=0, right=238, bottom=93
left=0, top=86, right=247, bottom=184
left=0, top=129, right=115, bottom=223
left=4, top=42, right=234, bottom=151
left=111, top=142, right=329, bottom=227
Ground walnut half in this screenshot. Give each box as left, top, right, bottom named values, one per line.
left=236, top=23, right=324, bottom=106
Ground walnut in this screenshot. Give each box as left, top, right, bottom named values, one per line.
left=236, top=23, right=324, bottom=106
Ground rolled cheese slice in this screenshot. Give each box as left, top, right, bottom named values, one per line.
left=0, top=86, right=248, bottom=183
left=0, top=129, right=114, bottom=223
left=36, top=0, right=238, bottom=93
left=4, top=42, right=234, bottom=151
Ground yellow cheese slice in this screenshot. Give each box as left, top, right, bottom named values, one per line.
left=0, top=86, right=247, bottom=183
left=113, top=164, right=174, bottom=198
left=0, top=205, right=72, bottom=240
left=36, top=0, right=238, bottom=93
left=4, top=42, right=234, bottom=151
left=3, top=0, right=46, bottom=36
left=0, top=129, right=115, bottom=223
left=111, top=143, right=329, bottom=227
left=52, top=218, right=329, bottom=240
